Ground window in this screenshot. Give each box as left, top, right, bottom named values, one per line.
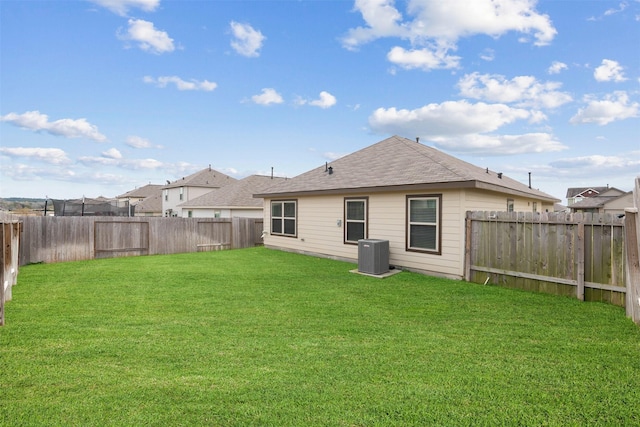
left=507, top=199, right=514, bottom=212
left=187, top=210, right=192, bottom=218
left=164, top=189, right=168, bottom=201
left=532, top=202, right=538, bottom=213
left=344, top=198, right=367, bottom=244
left=271, top=200, right=297, bottom=237
left=407, top=195, right=441, bottom=253
left=179, top=187, right=184, bottom=201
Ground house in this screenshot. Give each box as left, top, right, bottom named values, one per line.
left=178, top=174, right=287, bottom=218
left=568, top=191, right=633, bottom=215
left=566, top=186, right=625, bottom=206
left=162, top=166, right=237, bottom=217
left=132, top=192, right=163, bottom=217
left=116, top=184, right=163, bottom=216
left=255, top=135, right=560, bottom=280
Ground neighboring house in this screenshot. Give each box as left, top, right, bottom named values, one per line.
left=255, top=135, right=560, bottom=280
left=178, top=174, right=287, bottom=218
left=162, top=166, right=237, bottom=217
left=566, top=186, right=625, bottom=206
left=133, top=193, right=163, bottom=217
left=568, top=191, right=633, bottom=215
left=116, top=184, right=163, bottom=216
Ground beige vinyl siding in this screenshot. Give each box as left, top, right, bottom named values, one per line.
left=264, top=191, right=466, bottom=278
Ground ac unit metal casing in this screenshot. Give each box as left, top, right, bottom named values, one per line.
left=358, top=239, right=389, bottom=275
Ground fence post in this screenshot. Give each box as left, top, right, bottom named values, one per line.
left=624, top=206, right=640, bottom=325
left=464, top=212, right=472, bottom=281
left=576, top=218, right=585, bottom=301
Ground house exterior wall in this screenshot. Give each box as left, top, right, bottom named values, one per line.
left=263, top=188, right=550, bottom=279
left=603, top=193, right=634, bottom=215
left=163, top=187, right=214, bottom=217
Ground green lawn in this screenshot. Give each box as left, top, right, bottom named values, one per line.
left=1, top=247, right=639, bottom=426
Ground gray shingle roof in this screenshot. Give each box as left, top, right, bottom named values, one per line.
left=163, top=167, right=237, bottom=189
left=134, top=194, right=163, bottom=213
left=180, top=175, right=287, bottom=208
left=117, top=184, right=163, bottom=199
left=255, top=135, right=559, bottom=202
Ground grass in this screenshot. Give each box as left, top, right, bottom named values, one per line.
left=1, top=247, right=639, bottom=426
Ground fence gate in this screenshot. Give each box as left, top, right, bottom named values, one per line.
left=94, top=221, right=150, bottom=259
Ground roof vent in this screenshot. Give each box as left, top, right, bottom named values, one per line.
left=328, top=166, right=333, bottom=175
left=416, top=137, right=420, bottom=143
left=497, top=172, right=503, bottom=179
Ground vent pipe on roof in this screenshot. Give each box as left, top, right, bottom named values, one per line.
left=209, top=164, right=211, bottom=171
left=416, top=137, right=420, bottom=143
left=498, top=172, right=502, bottom=179
left=325, top=162, right=328, bottom=172
left=271, top=166, right=274, bottom=179
left=528, top=172, right=532, bottom=189
left=328, top=166, right=333, bottom=175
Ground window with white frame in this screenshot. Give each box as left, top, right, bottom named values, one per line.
left=344, top=198, right=367, bottom=244
left=179, top=187, right=184, bottom=201
left=507, top=199, right=514, bottom=212
left=407, top=195, right=441, bottom=253
left=271, top=200, right=297, bottom=237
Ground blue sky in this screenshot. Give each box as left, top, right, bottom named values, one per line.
left=1, top=0, right=638, bottom=203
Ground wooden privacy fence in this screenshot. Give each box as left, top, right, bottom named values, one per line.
left=1, top=213, right=22, bottom=326
left=465, top=206, right=639, bottom=324
left=19, top=216, right=264, bottom=266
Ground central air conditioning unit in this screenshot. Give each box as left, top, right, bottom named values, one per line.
left=358, top=239, right=389, bottom=275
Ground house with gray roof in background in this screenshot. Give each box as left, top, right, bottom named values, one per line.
left=565, top=186, right=625, bottom=207
left=568, top=189, right=633, bottom=215
left=162, top=166, right=237, bottom=217
left=255, top=135, right=560, bottom=280
left=116, top=183, right=163, bottom=216
left=178, top=174, right=287, bottom=218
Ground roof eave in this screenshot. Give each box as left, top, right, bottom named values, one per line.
left=255, top=180, right=559, bottom=202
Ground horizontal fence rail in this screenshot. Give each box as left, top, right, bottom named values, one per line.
left=19, top=216, right=264, bottom=266
left=465, top=211, right=627, bottom=307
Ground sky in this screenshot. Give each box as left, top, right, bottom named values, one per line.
left=1, top=0, right=639, bottom=204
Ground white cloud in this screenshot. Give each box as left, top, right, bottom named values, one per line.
left=604, top=2, right=628, bottom=16
left=251, top=88, right=283, bottom=106
left=479, top=48, right=495, bottom=62
left=369, top=100, right=533, bottom=136
left=0, top=110, right=107, bottom=142
left=297, top=91, right=337, bottom=109
left=368, top=99, right=567, bottom=155
left=342, top=0, right=557, bottom=52
left=547, top=61, right=567, bottom=74
left=551, top=154, right=640, bottom=170
left=126, top=135, right=151, bottom=148
left=594, top=59, right=627, bottom=82
left=125, top=135, right=161, bottom=149
left=102, top=148, right=123, bottom=159
left=230, top=21, right=265, bottom=57
left=570, top=91, right=639, bottom=125
left=430, top=133, right=567, bottom=155
left=143, top=75, right=217, bottom=91
left=78, top=155, right=165, bottom=170
left=457, top=72, right=573, bottom=109
left=0, top=147, right=71, bottom=164
left=119, top=19, right=175, bottom=54
left=90, top=0, right=160, bottom=16
left=387, top=45, right=460, bottom=70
